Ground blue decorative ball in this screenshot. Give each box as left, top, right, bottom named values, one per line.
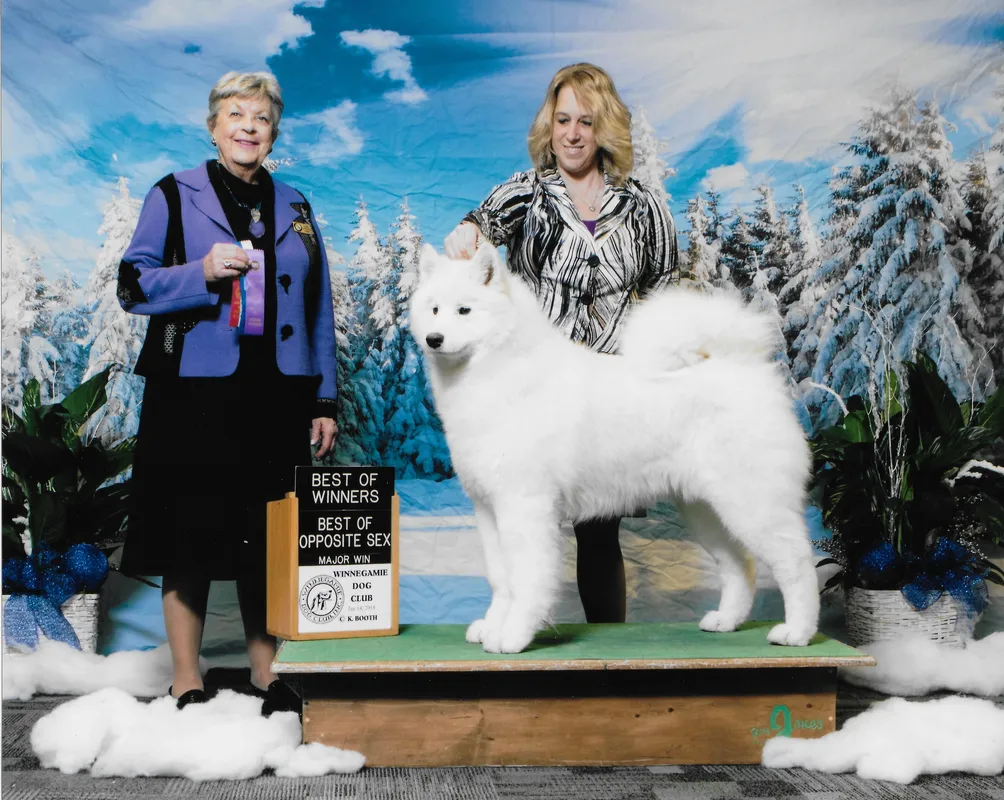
left=63, top=544, right=108, bottom=592
left=856, top=541, right=902, bottom=589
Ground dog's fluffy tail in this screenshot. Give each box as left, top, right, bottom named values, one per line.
left=619, top=288, right=779, bottom=370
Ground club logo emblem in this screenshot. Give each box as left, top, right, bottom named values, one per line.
left=299, top=575, right=345, bottom=624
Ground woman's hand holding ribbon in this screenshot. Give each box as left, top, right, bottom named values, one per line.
left=203, top=243, right=251, bottom=283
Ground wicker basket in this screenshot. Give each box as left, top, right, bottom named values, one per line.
left=1, top=592, right=101, bottom=655
left=844, top=587, right=979, bottom=648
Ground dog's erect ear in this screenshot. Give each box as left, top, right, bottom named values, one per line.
left=418, top=243, right=440, bottom=279
left=471, top=241, right=506, bottom=289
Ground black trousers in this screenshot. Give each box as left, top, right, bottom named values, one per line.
left=572, top=516, right=626, bottom=623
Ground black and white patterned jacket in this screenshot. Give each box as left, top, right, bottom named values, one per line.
left=464, top=168, right=679, bottom=353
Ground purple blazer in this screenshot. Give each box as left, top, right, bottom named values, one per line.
left=119, top=162, right=337, bottom=403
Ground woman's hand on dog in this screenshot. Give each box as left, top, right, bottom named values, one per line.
left=444, top=222, right=483, bottom=260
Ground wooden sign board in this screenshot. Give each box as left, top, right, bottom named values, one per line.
left=266, top=466, right=399, bottom=641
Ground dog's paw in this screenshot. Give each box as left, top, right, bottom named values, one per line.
left=481, top=629, right=504, bottom=653
left=466, top=619, right=486, bottom=643
left=496, top=628, right=534, bottom=654
left=767, top=623, right=814, bottom=647
left=490, top=615, right=536, bottom=654
left=699, top=610, right=740, bottom=633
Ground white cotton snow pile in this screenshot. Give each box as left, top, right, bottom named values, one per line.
left=2, top=641, right=198, bottom=700
left=266, top=741, right=367, bottom=778
left=31, top=687, right=365, bottom=780
left=762, top=695, right=1004, bottom=784
left=838, top=632, right=1004, bottom=696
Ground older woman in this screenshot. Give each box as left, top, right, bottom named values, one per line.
left=118, top=72, right=337, bottom=713
left=445, top=63, right=678, bottom=624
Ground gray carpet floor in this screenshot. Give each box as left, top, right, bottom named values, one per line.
left=3, top=672, right=1003, bottom=800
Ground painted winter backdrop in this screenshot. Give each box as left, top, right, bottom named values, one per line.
left=4, top=0, right=1004, bottom=649
left=5, top=89, right=1003, bottom=475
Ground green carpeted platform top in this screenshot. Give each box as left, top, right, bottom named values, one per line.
left=274, top=622, right=874, bottom=673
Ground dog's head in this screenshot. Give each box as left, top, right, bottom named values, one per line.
left=408, top=242, right=515, bottom=363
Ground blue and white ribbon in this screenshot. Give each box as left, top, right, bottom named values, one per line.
left=2, top=543, right=108, bottom=650
left=855, top=538, right=990, bottom=617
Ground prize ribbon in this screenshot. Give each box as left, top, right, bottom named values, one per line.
left=239, top=248, right=265, bottom=336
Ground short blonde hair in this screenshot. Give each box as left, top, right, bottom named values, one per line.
left=528, top=63, right=633, bottom=185
left=207, top=71, right=284, bottom=142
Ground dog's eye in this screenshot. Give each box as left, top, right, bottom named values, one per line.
left=458, top=307, right=471, bottom=316
left=432, top=306, right=438, bottom=315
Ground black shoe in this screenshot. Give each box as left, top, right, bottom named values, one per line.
left=169, top=685, right=208, bottom=710
left=260, top=679, right=302, bottom=718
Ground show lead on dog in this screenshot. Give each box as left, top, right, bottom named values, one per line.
left=444, top=63, right=679, bottom=624
left=116, top=72, right=337, bottom=713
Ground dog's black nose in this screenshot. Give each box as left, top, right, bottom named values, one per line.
left=426, top=333, right=444, bottom=350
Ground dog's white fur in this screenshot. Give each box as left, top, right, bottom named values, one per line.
left=409, top=243, right=820, bottom=653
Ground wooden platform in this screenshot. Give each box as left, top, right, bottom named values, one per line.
left=274, top=622, right=875, bottom=767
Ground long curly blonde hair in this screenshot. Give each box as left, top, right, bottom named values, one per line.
left=528, top=63, right=633, bottom=185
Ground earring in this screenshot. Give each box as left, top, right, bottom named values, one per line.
left=211, top=136, right=217, bottom=146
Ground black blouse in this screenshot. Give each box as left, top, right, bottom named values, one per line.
left=207, top=159, right=278, bottom=377
left=207, top=160, right=328, bottom=419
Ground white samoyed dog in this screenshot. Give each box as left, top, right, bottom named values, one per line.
left=409, top=242, right=820, bottom=654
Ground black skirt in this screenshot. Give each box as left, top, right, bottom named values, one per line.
left=121, top=366, right=316, bottom=581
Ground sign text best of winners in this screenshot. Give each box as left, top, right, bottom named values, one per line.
left=295, top=466, right=395, bottom=634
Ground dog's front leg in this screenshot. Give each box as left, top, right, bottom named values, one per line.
left=467, top=502, right=512, bottom=645
left=484, top=498, right=561, bottom=654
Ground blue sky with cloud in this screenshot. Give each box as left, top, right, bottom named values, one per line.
left=3, top=0, right=1002, bottom=281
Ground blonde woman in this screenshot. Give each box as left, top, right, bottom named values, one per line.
left=445, top=63, right=679, bottom=623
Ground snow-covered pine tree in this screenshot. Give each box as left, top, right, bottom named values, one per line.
left=986, top=93, right=1004, bottom=256
left=962, top=96, right=1004, bottom=384
left=47, top=271, right=90, bottom=401
left=683, top=194, right=719, bottom=288
left=345, top=199, right=391, bottom=464
left=0, top=232, right=58, bottom=410
left=780, top=184, right=823, bottom=359
left=915, top=98, right=990, bottom=389
left=703, top=190, right=733, bottom=289
left=82, top=177, right=145, bottom=443
left=629, top=105, right=675, bottom=205
left=381, top=200, right=452, bottom=479
left=742, top=186, right=790, bottom=366
left=704, top=190, right=728, bottom=243
left=719, top=209, right=757, bottom=295
left=747, top=183, right=791, bottom=296
left=346, top=199, right=387, bottom=348
left=747, top=255, right=788, bottom=366
left=788, top=156, right=863, bottom=392
left=327, top=266, right=370, bottom=466
left=794, top=90, right=988, bottom=427
left=309, top=210, right=367, bottom=466
left=957, top=152, right=999, bottom=384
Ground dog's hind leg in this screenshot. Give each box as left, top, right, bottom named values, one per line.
left=483, top=497, right=562, bottom=654
left=678, top=501, right=755, bottom=633
left=467, top=501, right=512, bottom=645
left=713, top=501, right=819, bottom=646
